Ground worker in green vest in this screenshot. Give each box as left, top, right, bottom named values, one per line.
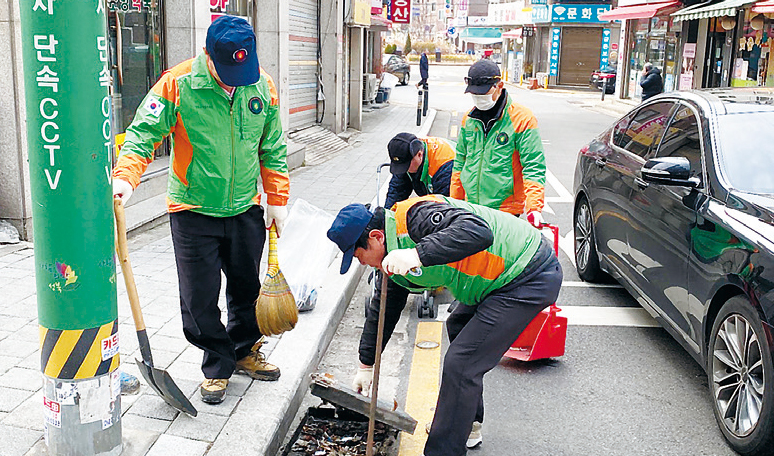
left=327, top=195, right=563, bottom=456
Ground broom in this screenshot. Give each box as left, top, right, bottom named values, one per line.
left=255, top=223, right=298, bottom=336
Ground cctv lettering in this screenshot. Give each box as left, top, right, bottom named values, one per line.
left=33, top=32, right=62, bottom=190
left=98, top=36, right=112, bottom=184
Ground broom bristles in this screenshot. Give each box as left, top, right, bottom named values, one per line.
left=255, top=268, right=298, bottom=336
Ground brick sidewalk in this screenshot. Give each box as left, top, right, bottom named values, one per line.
left=0, top=103, right=430, bottom=456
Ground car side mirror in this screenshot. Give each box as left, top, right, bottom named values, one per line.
left=641, top=157, right=700, bottom=188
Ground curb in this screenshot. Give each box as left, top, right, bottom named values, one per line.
left=223, top=106, right=437, bottom=456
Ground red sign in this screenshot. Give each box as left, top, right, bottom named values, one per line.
left=611, top=43, right=618, bottom=50
left=391, top=0, right=410, bottom=23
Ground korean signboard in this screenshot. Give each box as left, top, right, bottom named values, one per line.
left=532, top=5, right=550, bottom=23
left=391, top=0, right=411, bottom=23
left=551, top=4, right=611, bottom=23
left=550, top=28, right=561, bottom=76
left=600, top=28, right=611, bottom=67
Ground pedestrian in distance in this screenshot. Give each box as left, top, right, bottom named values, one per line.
left=451, top=59, right=548, bottom=228
left=348, top=132, right=455, bottom=404
left=327, top=196, right=563, bottom=456
left=640, top=62, right=664, bottom=101
left=417, top=51, right=429, bottom=89
left=112, top=15, right=290, bottom=405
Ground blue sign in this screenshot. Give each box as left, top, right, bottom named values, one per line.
left=531, top=5, right=550, bottom=23
left=550, top=27, right=560, bottom=76
left=550, top=4, right=611, bottom=23
left=531, top=0, right=547, bottom=4
left=447, top=27, right=456, bottom=37
left=600, top=28, right=611, bottom=67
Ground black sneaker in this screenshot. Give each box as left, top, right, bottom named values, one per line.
left=200, top=378, right=228, bottom=404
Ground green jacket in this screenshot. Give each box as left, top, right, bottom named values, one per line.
left=113, top=54, right=289, bottom=217
left=386, top=195, right=542, bottom=305
left=450, top=92, right=545, bottom=216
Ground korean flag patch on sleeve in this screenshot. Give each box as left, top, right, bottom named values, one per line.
left=144, top=96, right=165, bottom=117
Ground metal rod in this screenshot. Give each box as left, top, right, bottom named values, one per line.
left=366, top=272, right=389, bottom=456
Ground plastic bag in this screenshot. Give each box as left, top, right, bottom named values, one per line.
left=381, top=73, right=399, bottom=90
left=277, top=199, right=339, bottom=312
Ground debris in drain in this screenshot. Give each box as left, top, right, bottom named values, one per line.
left=284, top=405, right=398, bottom=456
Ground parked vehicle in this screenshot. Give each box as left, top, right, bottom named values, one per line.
left=590, top=65, right=616, bottom=94
left=573, top=88, right=774, bottom=456
left=383, top=54, right=410, bottom=86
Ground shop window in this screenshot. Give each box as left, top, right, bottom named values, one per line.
left=617, top=101, right=675, bottom=158
left=731, top=11, right=772, bottom=87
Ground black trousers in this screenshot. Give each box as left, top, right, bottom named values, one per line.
left=170, top=206, right=266, bottom=379
left=424, top=238, right=563, bottom=456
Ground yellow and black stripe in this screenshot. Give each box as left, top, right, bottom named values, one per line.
left=39, top=320, right=120, bottom=379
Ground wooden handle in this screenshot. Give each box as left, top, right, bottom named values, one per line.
left=114, top=197, right=146, bottom=331
left=267, top=223, right=279, bottom=273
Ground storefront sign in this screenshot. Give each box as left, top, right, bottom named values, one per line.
left=531, top=0, right=548, bottom=4
left=523, top=25, right=535, bottom=37
left=372, top=0, right=382, bottom=15
left=550, top=27, right=561, bottom=76
left=391, top=0, right=410, bottom=23
left=551, top=4, right=611, bottom=23
left=600, top=28, right=611, bottom=67
left=352, top=0, right=371, bottom=25
left=532, top=5, right=550, bottom=23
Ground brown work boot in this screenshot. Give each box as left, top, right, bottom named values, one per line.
left=200, top=378, right=228, bottom=404
left=236, top=340, right=280, bottom=381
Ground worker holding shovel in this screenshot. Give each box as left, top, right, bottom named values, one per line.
left=352, top=132, right=454, bottom=398
left=112, top=16, right=290, bottom=405
left=327, top=196, right=562, bottom=456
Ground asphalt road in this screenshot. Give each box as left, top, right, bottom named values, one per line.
left=306, top=64, right=738, bottom=456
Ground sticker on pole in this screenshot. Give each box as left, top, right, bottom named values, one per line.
left=101, top=333, right=119, bottom=361
left=144, top=96, right=165, bottom=117
left=44, top=397, right=62, bottom=428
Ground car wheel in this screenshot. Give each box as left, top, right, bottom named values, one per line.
left=574, top=196, right=604, bottom=282
left=401, top=73, right=408, bottom=85
left=708, top=296, right=774, bottom=456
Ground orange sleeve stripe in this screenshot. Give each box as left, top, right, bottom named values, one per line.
left=523, top=180, right=545, bottom=212
left=449, top=250, right=505, bottom=280
left=507, top=104, right=538, bottom=134
left=449, top=171, right=465, bottom=200
left=150, top=66, right=186, bottom=107
left=166, top=197, right=200, bottom=213
left=261, top=168, right=290, bottom=205
left=262, top=70, right=280, bottom=106
left=171, top=113, right=193, bottom=187
left=113, top=154, right=152, bottom=189
left=425, top=138, right=455, bottom=175
left=393, top=195, right=444, bottom=235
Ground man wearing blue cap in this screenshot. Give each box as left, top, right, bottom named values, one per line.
left=112, top=16, right=290, bottom=404
left=327, top=197, right=562, bottom=456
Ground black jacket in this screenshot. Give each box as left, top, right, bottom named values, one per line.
left=640, top=67, right=663, bottom=101
left=419, top=53, right=429, bottom=84
left=358, top=201, right=493, bottom=366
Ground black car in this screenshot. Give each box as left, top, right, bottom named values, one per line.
left=590, top=65, right=616, bottom=94
left=573, top=88, right=774, bottom=456
left=383, top=54, right=410, bottom=85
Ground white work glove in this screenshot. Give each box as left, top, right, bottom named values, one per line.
left=526, top=211, right=543, bottom=228
left=265, top=204, right=288, bottom=237
left=113, top=179, right=134, bottom=205
left=382, top=248, right=422, bottom=276
left=352, top=366, right=374, bottom=396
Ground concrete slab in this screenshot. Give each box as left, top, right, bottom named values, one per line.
left=145, top=434, right=209, bottom=456
left=166, top=412, right=228, bottom=442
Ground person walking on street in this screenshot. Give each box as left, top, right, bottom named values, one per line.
left=327, top=196, right=563, bottom=456
left=347, top=132, right=454, bottom=405
left=417, top=51, right=429, bottom=89
left=451, top=59, right=547, bottom=228
left=112, top=15, right=290, bottom=405
left=640, top=62, right=664, bottom=101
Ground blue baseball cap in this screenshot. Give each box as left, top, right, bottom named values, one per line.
left=327, top=204, right=373, bottom=274
left=206, top=15, right=260, bottom=87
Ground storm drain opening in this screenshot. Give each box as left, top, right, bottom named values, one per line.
left=283, top=405, right=398, bottom=456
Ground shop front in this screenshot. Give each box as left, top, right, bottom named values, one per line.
left=731, top=7, right=774, bottom=86
left=599, top=0, right=682, bottom=99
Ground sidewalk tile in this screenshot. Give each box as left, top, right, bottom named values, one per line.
left=16, top=353, right=39, bottom=371
left=2, top=391, right=44, bottom=430
left=0, top=316, right=32, bottom=332
left=166, top=411, right=228, bottom=442
left=145, top=434, right=208, bottom=456
left=166, top=360, right=202, bottom=382
left=114, top=428, right=159, bottom=456
left=0, top=424, right=42, bottom=456
left=0, top=339, right=39, bottom=360
left=121, top=413, right=172, bottom=434
left=0, top=387, right=34, bottom=412
left=0, top=368, right=42, bottom=392
left=189, top=393, right=240, bottom=417
left=148, top=334, right=189, bottom=354
left=225, top=375, right=252, bottom=397
left=124, top=394, right=180, bottom=421
left=11, top=323, right=39, bottom=343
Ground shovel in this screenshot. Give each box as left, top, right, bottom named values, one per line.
left=366, top=271, right=390, bottom=456
left=113, top=198, right=198, bottom=417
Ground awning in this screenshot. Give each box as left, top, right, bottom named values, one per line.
left=501, top=28, right=523, bottom=39
left=598, top=1, right=681, bottom=21
left=459, top=27, right=503, bottom=45
left=370, top=14, right=392, bottom=29
left=752, top=0, right=774, bottom=12
left=672, top=0, right=754, bottom=21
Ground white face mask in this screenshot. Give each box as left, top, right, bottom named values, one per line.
left=471, top=93, right=496, bottom=111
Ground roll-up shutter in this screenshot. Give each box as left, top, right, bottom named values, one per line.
left=288, top=0, right=319, bottom=130
left=558, top=27, right=603, bottom=86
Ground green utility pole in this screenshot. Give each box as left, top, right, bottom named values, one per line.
left=20, top=0, right=121, bottom=454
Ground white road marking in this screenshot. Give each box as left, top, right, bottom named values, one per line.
left=561, top=281, right=622, bottom=288
left=545, top=169, right=573, bottom=203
